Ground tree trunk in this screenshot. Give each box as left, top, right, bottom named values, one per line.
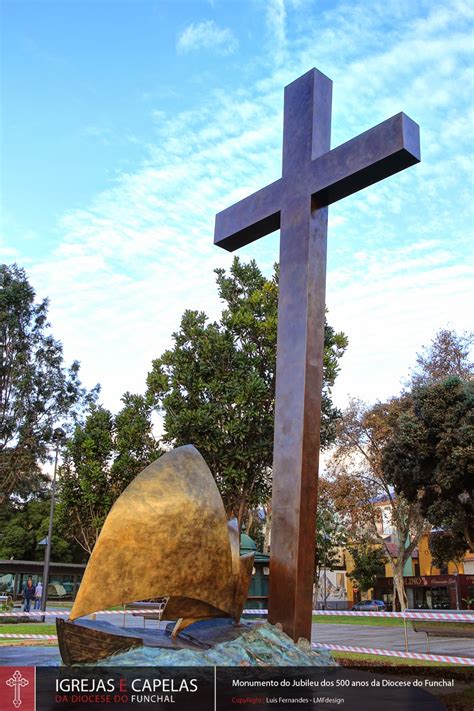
left=313, top=578, right=319, bottom=610
left=247, top=510, right=254, bottom=537
left=236, top=496, right=247, bottom=533
left=263, top=504, right=271, bottom=553
left=393, top=560, right=408, bottom=611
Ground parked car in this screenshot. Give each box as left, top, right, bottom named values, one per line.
left=352, top=599, right=386, bottom=612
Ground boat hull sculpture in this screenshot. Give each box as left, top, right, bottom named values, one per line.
left=56, top=445, right=254, bottom=664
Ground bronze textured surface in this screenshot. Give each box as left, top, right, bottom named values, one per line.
left=70, top=445, right=252, bottom=623
left=214, top=68, right=420, bottom=642
left=231, top=553, right=255, bottom=618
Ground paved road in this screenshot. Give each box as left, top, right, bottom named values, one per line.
left=0, top=646, right=61, bottom=665
left=311, top=622, right=474, bottom=658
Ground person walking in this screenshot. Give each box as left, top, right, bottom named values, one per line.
left=34, top=581, right=43, bottom=610
left=22, top=578, right=36, bottom=613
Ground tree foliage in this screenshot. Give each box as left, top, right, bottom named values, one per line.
left=57, top=396, right=161, bottom=554
left=0, top=497, right=79, bottom=562
left=384, top=328, right=474, bottom=555
left=111, top=392, right=162, bottom=490
left=383, top=376, right=473, bottom=553
left=347, top=545, right=387, bottom=595
left=0, top=264, right=98, bottom=502
left=314, top=479, right=347, bottom=605
left=146, top=257, right=348, bottom=528
left=408, top=328, right=473, bottom=387
left=429, top=531, right=467, bottom=571
left=328, top=397, right=429, bottom=610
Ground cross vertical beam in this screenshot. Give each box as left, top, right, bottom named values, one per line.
left=269, top=70, right=332, bottom=640
left=213, top=67, right=420, bottom=643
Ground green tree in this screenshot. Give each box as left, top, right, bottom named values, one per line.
left=383, top=376, right=474, bottom=553
left=57, top=396, right=161, bottom=555
left=111, top=392, right=162, bottom=490
left=0, top=264, right=98, bottom=503
left=408, top=328, right=473, bottom=387
left=146, top=257, right=348, bottom=528
left=347, top=545, right=387, bottom=596
left=57, top=405, right=114, bottom=555
left=314, top=480, right=347, bottom=608
left=0, top=497, right=77, bottom=561
left=428, top=531, right=467, bottom=572
left=328, top=398, right=429, bottom=611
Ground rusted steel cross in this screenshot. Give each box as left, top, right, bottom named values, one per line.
left=214, top=68, right=420, bottom=642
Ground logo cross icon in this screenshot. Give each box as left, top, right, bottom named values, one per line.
left=6, top=670, right=29, bottom=708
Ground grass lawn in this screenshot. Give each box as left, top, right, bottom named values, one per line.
left=0, top=622, right=58, bottom=646
left=0, top=623, right=57, bottom=635
left=333, top=651, right=464, bottom=667
left=410, top=621, right=473, bottom=635
left=336, top=653, right=474, bottom=711
left=312, top=614, right=404, bottom=627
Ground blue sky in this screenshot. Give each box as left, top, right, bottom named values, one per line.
left=1, top=0, right=473, bottom=415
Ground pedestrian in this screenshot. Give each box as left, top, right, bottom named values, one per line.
left=22, top=577, right=36, bottom=613
left=34, top=581, right=43, bottom=610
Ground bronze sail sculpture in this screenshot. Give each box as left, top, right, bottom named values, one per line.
left=56, top=445, right=254, bottom=664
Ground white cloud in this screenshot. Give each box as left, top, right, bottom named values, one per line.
left=177, top=20, right=238, bottom=55
left=265, top=0, right=287, bottom=65
left=7, top=0, right=473, bottom=414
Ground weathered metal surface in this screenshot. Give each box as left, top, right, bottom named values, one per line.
left=56, top=616, right=219, bottom=665
left=70, top=446, right=253, bottom=625
left=215, top=117, right=419, bottom=253
left=56, top=618, right=143, bottom=665
left=213, top=67, right=420, bottom=642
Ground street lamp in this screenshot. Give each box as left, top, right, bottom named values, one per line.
left=40, top=427, right=65, bottom=613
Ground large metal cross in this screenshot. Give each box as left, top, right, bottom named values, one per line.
left=214, top=68, right=420, bottom=642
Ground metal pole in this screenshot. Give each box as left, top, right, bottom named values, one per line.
left=323, top=559, right=327, bottom=611
left=403, top=614, right=408, bottom=653
left=40, top=429, right=64, bottom=614
left=454, top=573, right=461, bottom=610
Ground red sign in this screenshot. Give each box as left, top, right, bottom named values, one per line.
left=404, top=575, right=455, bottom=587
left=0, top=667, right=35, bottom=711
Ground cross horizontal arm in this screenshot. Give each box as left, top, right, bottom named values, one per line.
left=214, top=178, right=283, bottom=252
left=310, top=112, right=420, bottom=207
left=214, top=113, right=419, bottom=253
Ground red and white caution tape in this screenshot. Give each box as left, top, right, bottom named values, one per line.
left=1, top=608, right=472, bottom=622
left=0, top=608, right=159, bottom=618
left=319, top=610, right=406, bottom=618
left=243, top=609, right=474, bottom=622
left=312, top=642, right=474, bottom=666
left=0, top=610, right=69, bottom=618
left=403, top=611, right=473, bottom=622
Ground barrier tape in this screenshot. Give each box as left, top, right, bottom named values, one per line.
left=242, top=609, right=474, bottom=622
left=0, top=609, right=159, bottom=618
left=1, top=608, right=472, bottom=621
left=312, top=643, right=474, bottom=666
left=0, top=608, right=474, bottom=623
left=0, top=611, right=70, bottom=618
